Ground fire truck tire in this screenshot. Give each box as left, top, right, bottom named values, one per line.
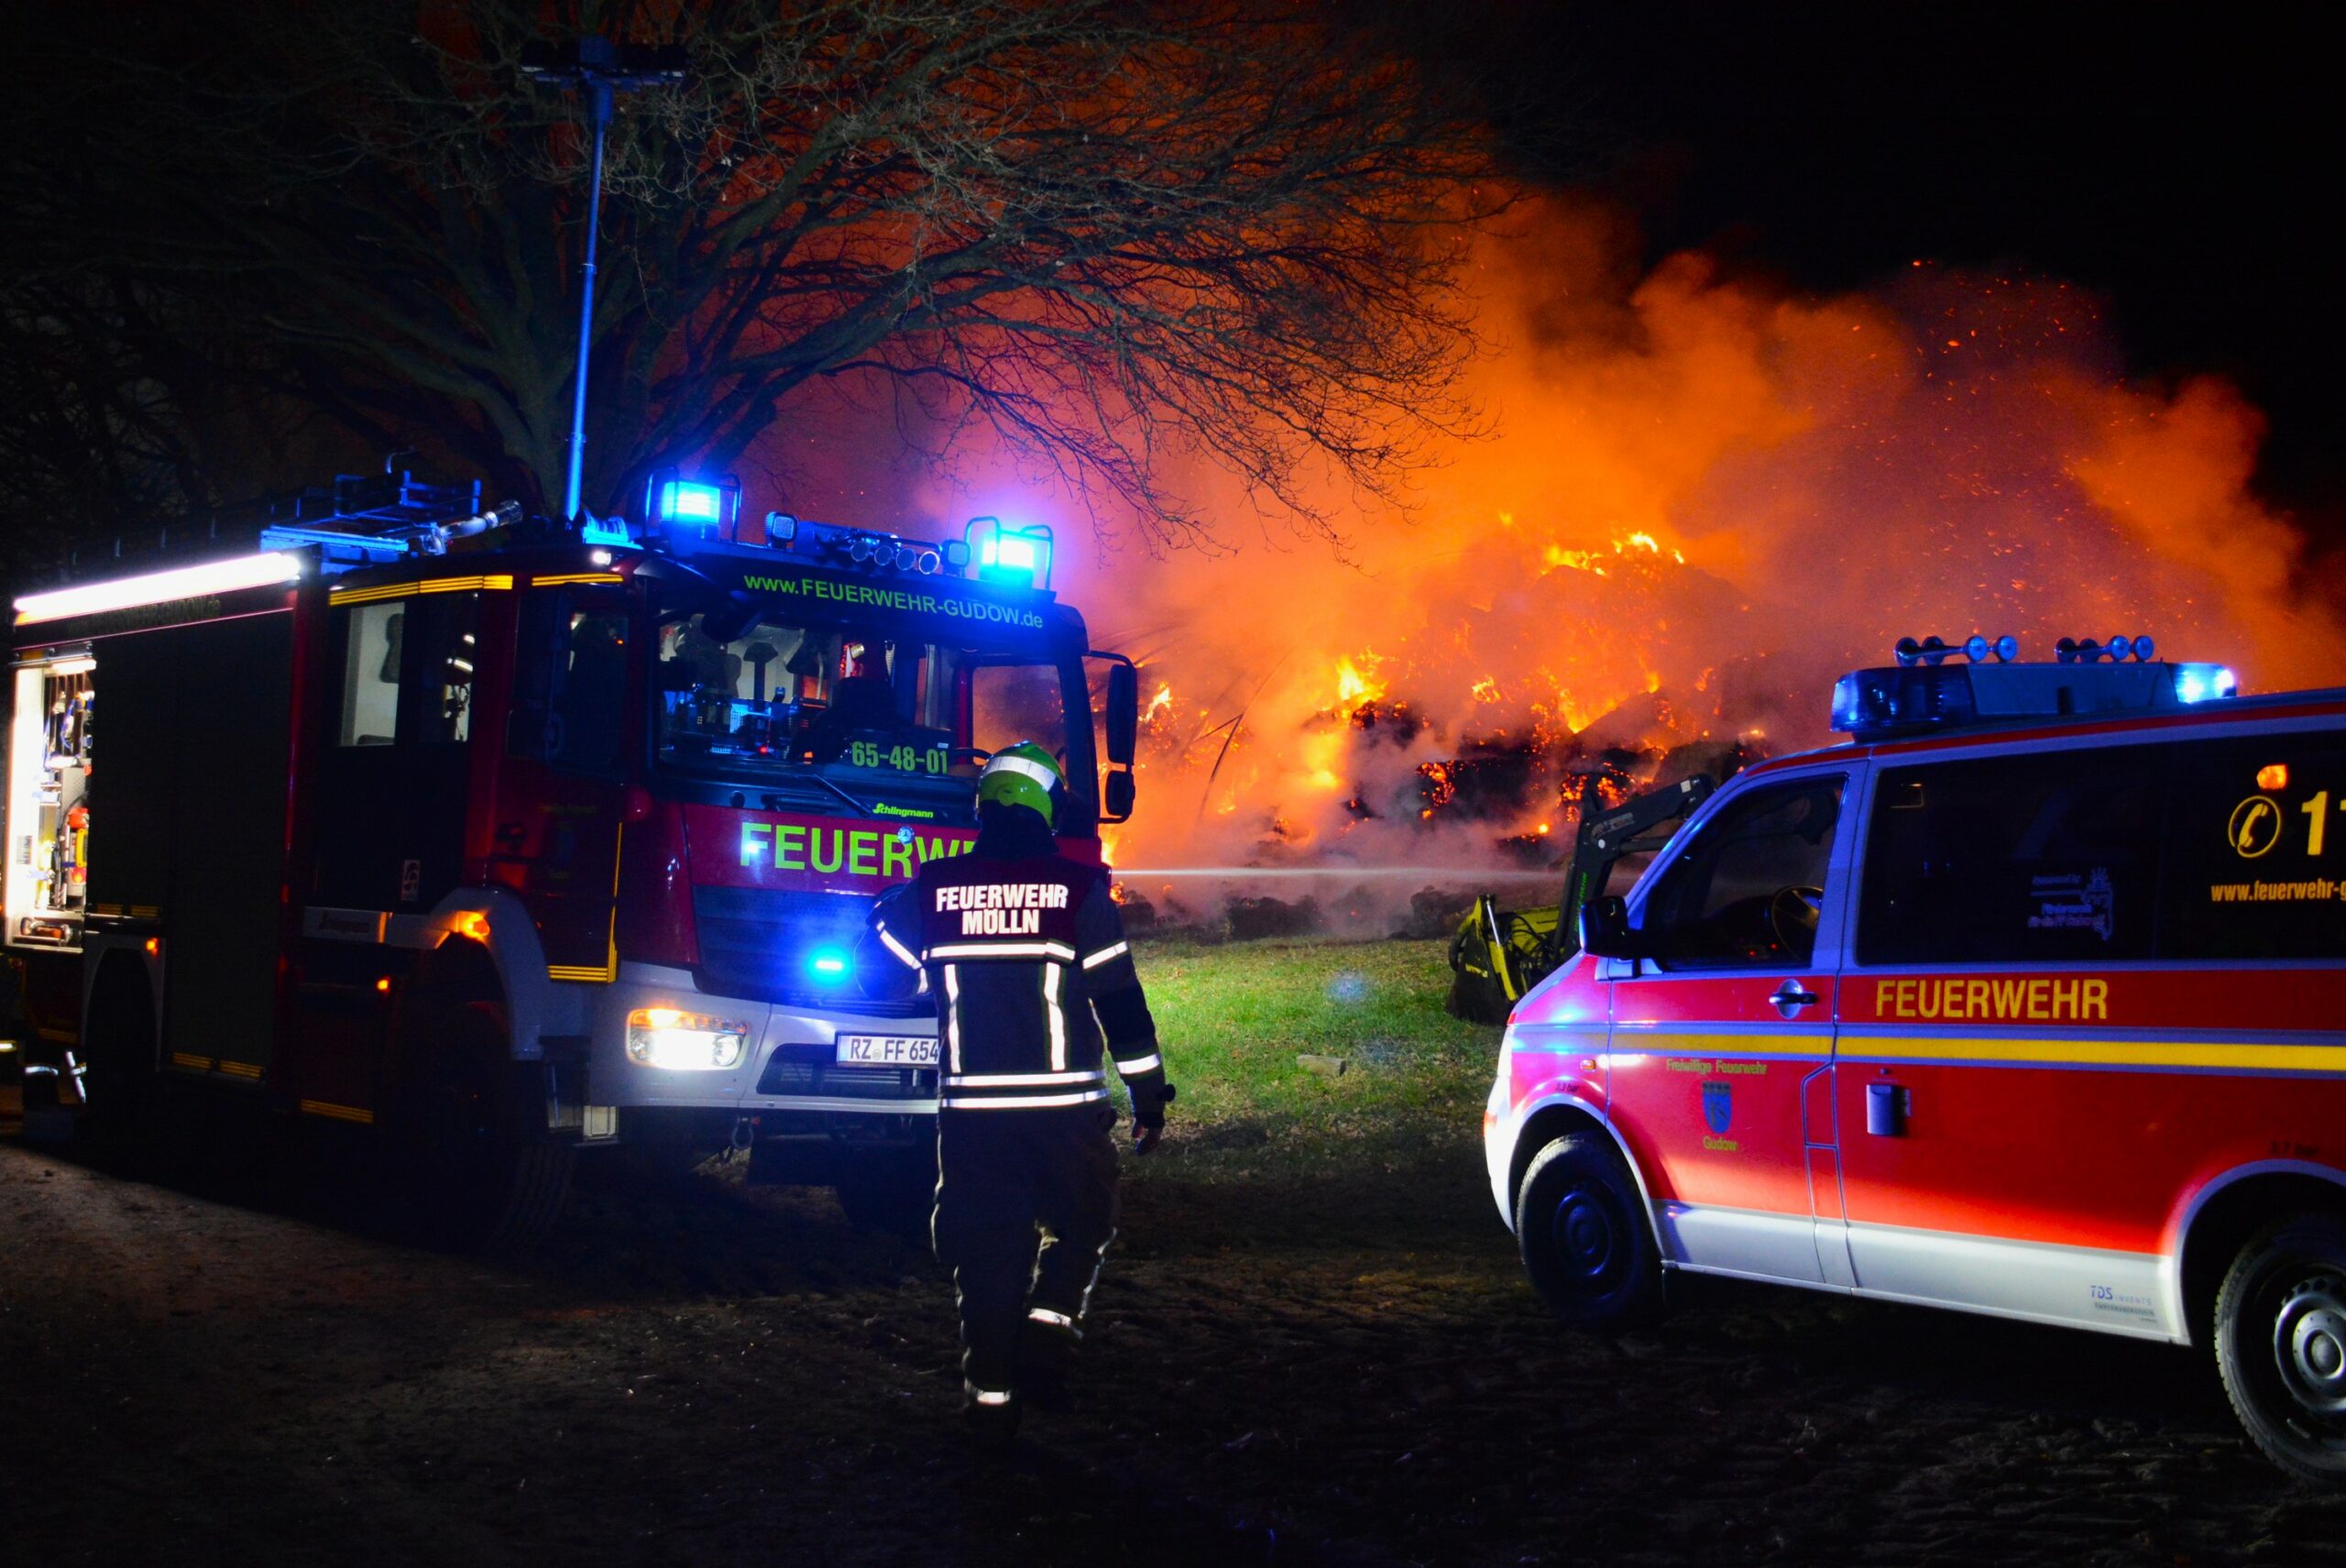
left=1516, top=1134, right=1663, bottom=1329
left=2216, top=1213, right=2346, bottom=1484
left=836, top=1148, right=937, bottom=1239
left=397, top=1002, right=572, bottom=1252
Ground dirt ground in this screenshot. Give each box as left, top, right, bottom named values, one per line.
left=5, top=1098, right=2346, bottom=1568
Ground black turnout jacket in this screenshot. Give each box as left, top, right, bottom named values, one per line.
left=871, top=809, right=1168, bottom=1121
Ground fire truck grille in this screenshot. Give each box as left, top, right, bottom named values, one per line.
left=693, top=884, right=934, bottom=1017
left=755, top=1046, right=936, bottom=1101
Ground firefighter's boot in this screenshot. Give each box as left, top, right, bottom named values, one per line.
left=962, top=1382, right=1023, bottom=1453
left=1018, top=1311, right=1080, bottom=1412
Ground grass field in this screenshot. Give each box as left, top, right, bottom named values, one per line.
left=1121, top=935, right=1504, bottom=1181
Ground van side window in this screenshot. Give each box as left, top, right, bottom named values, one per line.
left=1641, top=774, right=1843, bottom=970
left=509, top=586, right=629, bottom=775
left=2161, top=733, right=2346, bottom=959
left=1857, top=748, right=2164, bottom=966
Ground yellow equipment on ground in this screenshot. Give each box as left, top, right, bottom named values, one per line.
left=1445, top=773, right=1716, bottom=1025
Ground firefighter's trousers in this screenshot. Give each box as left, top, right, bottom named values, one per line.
left=933, top=1103, right=1120, bottom=1406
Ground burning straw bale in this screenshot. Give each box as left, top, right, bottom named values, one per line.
left=1224, top=895, right=1324, bottom=942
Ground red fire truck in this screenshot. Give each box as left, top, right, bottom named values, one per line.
left=4, top=468, right=1140, bottom=1245
left=1485, top=637, right=2346, bottom=1481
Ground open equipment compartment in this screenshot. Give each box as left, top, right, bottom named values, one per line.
left=7, top=649, right=96, bottom=949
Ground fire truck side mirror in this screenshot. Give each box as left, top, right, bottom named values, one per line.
left=1576, top=895, right=1643, bottom=959
left=1102, top=768, right=1136, bottom=822
left=1102, top=659, right=1138, bottom=766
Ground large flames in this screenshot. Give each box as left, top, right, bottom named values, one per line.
left=797, top=199, right=2346, bottom=926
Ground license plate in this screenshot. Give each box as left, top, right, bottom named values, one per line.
left=836, top=1034, right=938, bottom=1067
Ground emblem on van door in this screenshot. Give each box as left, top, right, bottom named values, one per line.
left=1702, top=1080, right=1733, bottom=1135
left=2229, top=795, right=2284, bottom=859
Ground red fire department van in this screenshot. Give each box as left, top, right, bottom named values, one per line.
left=1485, top=637, right=2346, bottom=1482
left=3, top=468, right=1140, bottom=1245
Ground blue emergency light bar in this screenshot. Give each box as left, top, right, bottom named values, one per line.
left=1832, top=633, right=2239, bottom=740
left=965, top=516, right=1054, bottom=589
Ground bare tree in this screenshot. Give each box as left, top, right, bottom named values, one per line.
left=3, top=1, right=1497, bottom=546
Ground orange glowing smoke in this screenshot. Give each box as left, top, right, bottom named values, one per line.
left=795, top=196, right=2346, bottom=887
left=1037, top=197, right=2346, bottom=881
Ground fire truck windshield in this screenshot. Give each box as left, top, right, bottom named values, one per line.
left=651, top=607, right=1069, bottom=815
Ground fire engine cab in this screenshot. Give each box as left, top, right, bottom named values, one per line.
left=3, top=468, right=1140, bottom=1245
left=1485, top=635, right=2346, bottom=1482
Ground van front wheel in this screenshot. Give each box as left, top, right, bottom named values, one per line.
left=2216, top=1213, right=2346, bottom=1484
left=1515, top=1133, right=1662, bottom=1329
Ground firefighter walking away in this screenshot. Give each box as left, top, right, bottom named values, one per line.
left=870, top=740, right=1173, bottom=1446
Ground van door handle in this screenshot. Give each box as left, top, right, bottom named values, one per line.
left=1770, top=979, right=1819, bottom=1020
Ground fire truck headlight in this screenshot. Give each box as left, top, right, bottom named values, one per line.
left=806, top=946, right=852, bottom=984
left=626, top=1007, right=750, bottom=1070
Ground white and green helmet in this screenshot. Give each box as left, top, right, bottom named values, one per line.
left=977, top=740, right=1066, bottom=826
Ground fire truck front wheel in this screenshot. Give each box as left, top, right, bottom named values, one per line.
left=2217, top=1212, right=2346, bottom=1484
left=394, top=1001, right=572, bottom=1253
left=1515, top=1133, right=1663, bottom=1330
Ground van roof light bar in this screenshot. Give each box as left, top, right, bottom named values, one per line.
left=1834, top=642, right=2239, bottom=740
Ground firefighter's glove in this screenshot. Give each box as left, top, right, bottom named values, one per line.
left=1133, top=1081, right=1174, bottom=1157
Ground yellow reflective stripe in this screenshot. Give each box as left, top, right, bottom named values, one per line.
left=1844, top=1035, right=2346, bottom=1073
left=1606, top=1032, right=1830, bottom=1058
left=530, top=572, right=624, bottom=587
left=330, top=574, right=512, bottom=607
left=298, top=1099, right=374, bottom=1124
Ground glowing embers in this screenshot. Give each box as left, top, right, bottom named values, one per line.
left=14, top=553, right=303, bottom=626
left=626, top=1007, right=751, bottom=1070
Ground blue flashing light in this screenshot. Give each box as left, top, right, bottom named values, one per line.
left=645, top=471, right=741, bottom=536
left=807, top=946, right=852, bottom=983
left=965, top=516, right=1054, bottom=589
left=660, top=481, right=724, bottom=523
left=2174, top=663, right=2239, bottom=704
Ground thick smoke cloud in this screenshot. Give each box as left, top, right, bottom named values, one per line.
left=751, top=198, right=2345, bottom=907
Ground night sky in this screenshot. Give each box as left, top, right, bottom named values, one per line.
left=1455, top=3, right=2339, bottom=535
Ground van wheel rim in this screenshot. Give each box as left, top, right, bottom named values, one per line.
left=2274, top=1271, right=2346, bottom=1421
left=1551, top=1182, right=1619, bottom=1285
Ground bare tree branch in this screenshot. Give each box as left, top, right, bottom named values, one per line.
left=2, top=0, right=1503, bottom=548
